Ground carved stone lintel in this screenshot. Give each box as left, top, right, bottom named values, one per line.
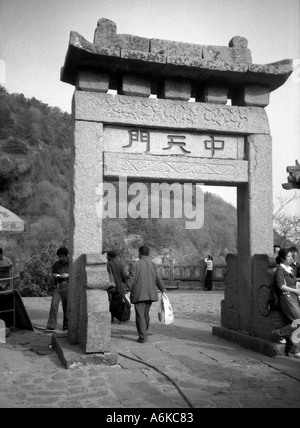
left=74, top=92, right=270, bottom=135
left=104, top=152, right=248, bottom=183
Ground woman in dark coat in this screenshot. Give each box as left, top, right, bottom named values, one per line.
left=272, top=248, right=300, bottom=358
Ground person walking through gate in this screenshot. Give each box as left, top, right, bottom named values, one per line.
left=271, top=248, right=300, bottom=358
left=46, top=247, right=69, bottom=331
left=204, top=255, right=213, bottom=291
left=106, top=250, right=128, bottom=323
left=126, top=246, right=165, bottom=343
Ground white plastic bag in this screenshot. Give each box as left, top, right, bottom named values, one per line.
left=158, top=292, right=174, bottom=325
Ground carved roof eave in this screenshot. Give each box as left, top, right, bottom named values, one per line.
left=282, top=165, right=300, bottom=190
left=60, top=31, right=293, bottom=93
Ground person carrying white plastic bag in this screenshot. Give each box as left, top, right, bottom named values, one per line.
left=158, top=292, right=174, bottom=325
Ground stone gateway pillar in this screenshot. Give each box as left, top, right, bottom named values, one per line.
left=60, top=18, right=293, bottom=356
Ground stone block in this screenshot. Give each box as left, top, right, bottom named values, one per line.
left=212, top=326, right=282, bottom=358
left=196, top=85, right=228, bottom=104
left=86, top=253, right=107, bottom=265
left=220, top=254, right=239, bottom=330
left=94, top=18, right=117, bottom=42
left=246, top=134, right=273, bottom=254
left=232, top=85, right=270, bottom=107
left=203, top=37, right=252, bottom=65
left=79, top=289, right=111, bottom=353
left=85, top=253, right=111, bottom=292
left=119, top=74, right=151, bottom=97
left=52, top=335, right=118, bottom=368
left=93, top=18, right=149, bottom=51
left=157, top=78, right=191, bottom=101
left=86, top=263, right=111, bottom=290
left=76, top=69, right=109, bottom=93
left=150, top=38, right=203, bottom=59
left=252, top=254, right=287, bottom=340
left=228, top=36, right=252, bottom=64
left=117, top=34, right=149, bottom=52
left=121, top=49, right=166, bottom=64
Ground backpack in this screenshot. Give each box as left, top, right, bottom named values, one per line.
left=110, top=293, right=131, bottom=322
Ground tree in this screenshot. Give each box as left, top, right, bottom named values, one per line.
left=103, top=219, right=130, bottom=264
left=273, top=192, right=300, bottom=246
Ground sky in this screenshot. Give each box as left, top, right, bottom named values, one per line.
left=0, top=0, right=299, bottom=213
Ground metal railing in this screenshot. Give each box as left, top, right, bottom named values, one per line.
left=127, top=259, right=227, bottom=289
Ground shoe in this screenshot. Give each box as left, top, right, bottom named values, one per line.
left=137, top=338, right=147, bottom=343
left=271, top=330, right=286, bottom=344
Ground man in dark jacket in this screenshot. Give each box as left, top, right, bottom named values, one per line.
left=126, top=246, right=165, bottom=343
left=106, top=251, right=128, bottom=323
left=46, top=247, right=69, bottom=331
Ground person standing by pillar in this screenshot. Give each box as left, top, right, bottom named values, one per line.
left=271, top=248, right=300, bottom=358
left=46, top=247, right=69, bottom=331
left=204, top=255, right=213, bottom=291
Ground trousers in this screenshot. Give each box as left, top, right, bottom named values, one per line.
left=47, top=283, right=68, bottom=330
left=205, top=270, right=213, bottom=290
left=134, top=301, right=152, bottom=341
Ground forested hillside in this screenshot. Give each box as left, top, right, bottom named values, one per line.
left=0, top=86, right=238, bottom=294
left=0, top=86, right=71, bottom=274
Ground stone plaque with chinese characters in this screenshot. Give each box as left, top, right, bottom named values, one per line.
left=104, top=126, right=245, bottom=159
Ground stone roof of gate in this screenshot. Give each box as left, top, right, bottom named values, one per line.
left=61, top=18, right=293, bottom=93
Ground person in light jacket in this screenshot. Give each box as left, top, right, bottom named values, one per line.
left=126, top=246, right=165, bottom=343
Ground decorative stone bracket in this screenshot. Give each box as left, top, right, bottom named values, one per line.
left=78, top=253, right=112, bottom=353
left=282, top=161, right=300, bottom=189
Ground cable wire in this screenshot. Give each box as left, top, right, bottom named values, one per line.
left=118, top=351, right=194, bottom=408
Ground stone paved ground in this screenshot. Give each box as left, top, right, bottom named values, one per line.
left=0, top=290, right=300, bottom=411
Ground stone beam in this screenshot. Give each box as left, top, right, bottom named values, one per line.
left=73, top=92, right=270, bottom=135
left=104, top=153, right=248, bottom=184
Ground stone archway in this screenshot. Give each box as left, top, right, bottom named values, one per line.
left=60, top=18, right=293, bottom=356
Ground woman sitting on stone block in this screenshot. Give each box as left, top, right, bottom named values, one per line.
left=272, top=248, right=300, bottom=358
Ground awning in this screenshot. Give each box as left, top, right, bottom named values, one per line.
left=0, top=206, right=28, bottom=233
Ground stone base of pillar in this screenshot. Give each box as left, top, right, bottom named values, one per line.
left=79, top=289, right=111, bottom=353
left=52, top=333, right=118, bottom=369
left=212, top=326, right=285, bottom=358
